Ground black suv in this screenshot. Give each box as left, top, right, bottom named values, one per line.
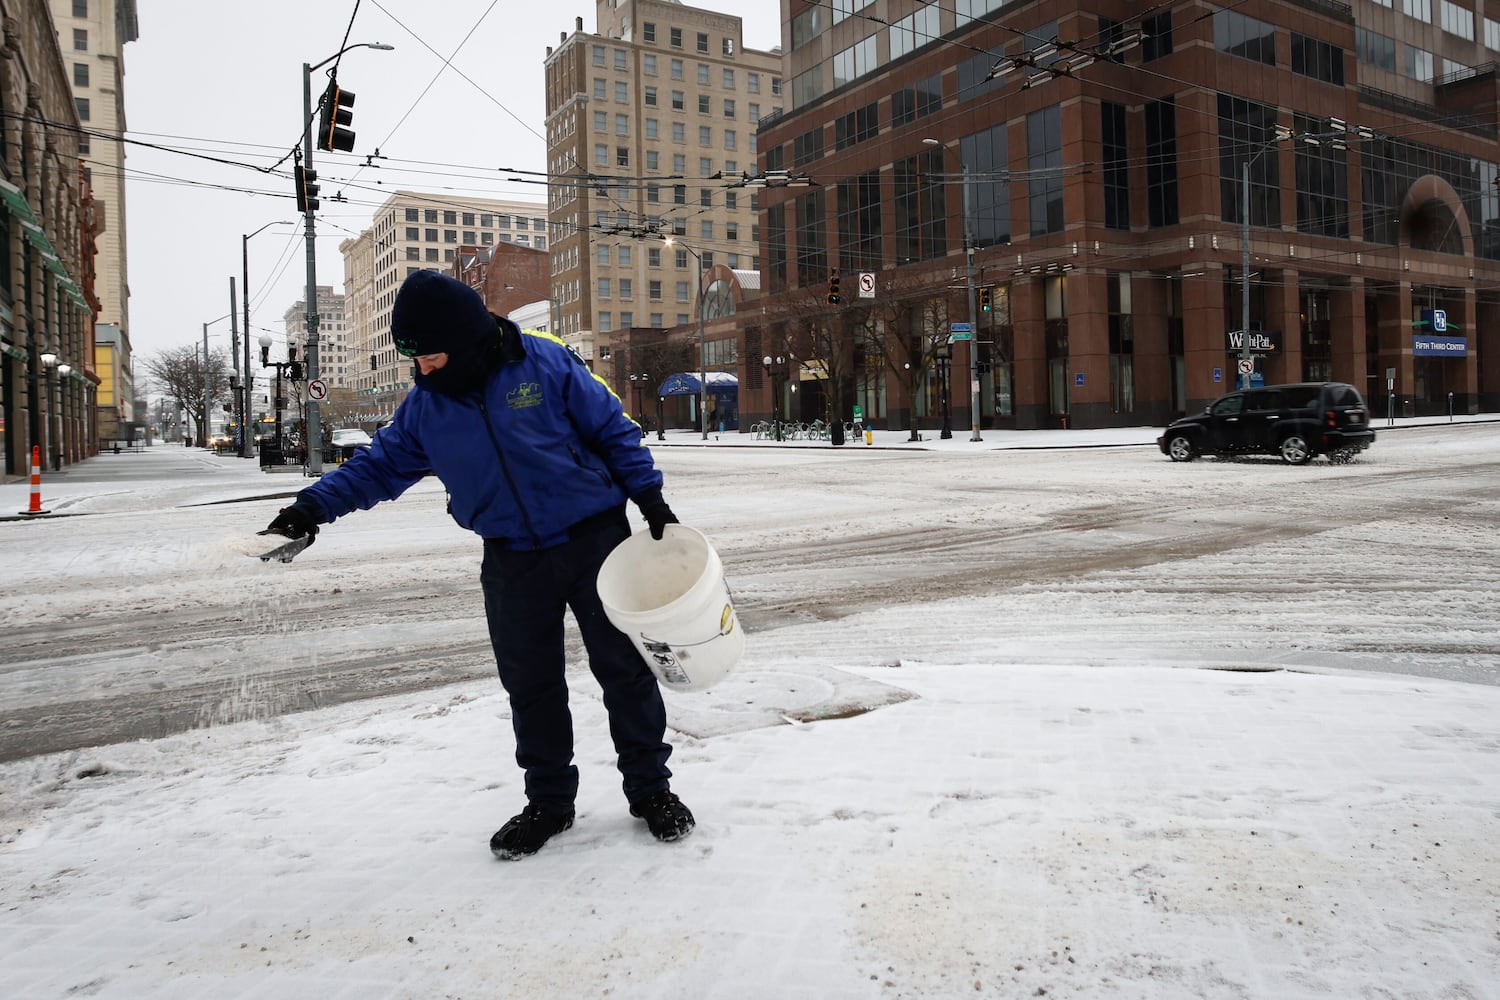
left=1158, top=382, right=1375, bottom=464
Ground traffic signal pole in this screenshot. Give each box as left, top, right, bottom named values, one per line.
left=961, top=159, right=981, bottom=441
left=301, top=61, right=324, bottom=475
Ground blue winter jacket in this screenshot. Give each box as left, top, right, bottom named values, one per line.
left=299, top=328, right=662, bottom=549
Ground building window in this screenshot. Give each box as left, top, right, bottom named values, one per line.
left=1027, top=106, right=1064, bottom=236
left=1145, top=98, right=1180, bottom=228
left=792, top=127, right=824, bottom=167
left=672, top=122, right=685, bottom=143
left=835, top=169, right=882, bottom=273
left=1102, top=103, right=1130, bottom=231
left=617, top=146, right=629, bottom=166
left=1357, top=28, right=1397, bottom=71
left=73, top=28, right=87, bottom=50
left=620, top=279, right=633, bottom=300
left=1217, top=94, right=1282, bottom=228
left=723, top=68, right=735, bottom=89
left=835, top=102, right=879, bottom=150
left=699, top=126, right=712, bottom=146
left=644, top=54, right=657, bottom=75
left=698, top=63, right=710, bottom=85
left=670, top=27, right=682, bottom=48
left=894, top=152, right=945, bottom=264
left=594, top=110, right=607, bottom=132
left=406, top=209, right=419, bottom=221
left=1404, top=45, right=1434, bottom=82
left=671, top=59, right=684, bottom=80
left=649, top=280, right=663, bottom=300
left=615, top=49, right=627, bottom=70
left=598, top=278, right=612, bottom=299
left=748, top=72, right=761, bottom=93
left=697, top=32, right=709, bottom=53
left=592, top=44, right=605, bottom=66
left=615, top=81, right=628, bottom=102
left=890, top=3, right=941, bottom=61
left=644, top=22, right=656, bottom=42
left=833, top=36, right=878, bottom=87
left=75, top=97, right=90, bottom=121
left=616, top=113, right=629, bottom=135
left=698, top=93, right=710, bottom=114
left=1142, top=12, right=1172, bottom=61
left=645, top=86, right=657, bottom=106
left=645, top=118, right=659, bottom=140
left=1214, top=10, right=1276, bottom=65
left=73, top=63, right=89, bottom=87
left=1403, top=0, right=1432, bottom=21
left=1293, top=112, right=1349, bottom=238
left=73, top=0, right=87, bottom=14
left=1291, top=33, right=1345, bottom=85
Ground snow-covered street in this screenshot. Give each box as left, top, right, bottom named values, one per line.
left=2, top=422, right=1498, bottom=998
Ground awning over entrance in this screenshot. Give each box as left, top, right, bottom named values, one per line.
left=657, top=371, right=738, bottom=396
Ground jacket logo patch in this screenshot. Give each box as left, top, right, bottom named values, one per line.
left=507, top=382, right=543, bottom=410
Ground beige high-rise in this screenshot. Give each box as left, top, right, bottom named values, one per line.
left=544, top=1, right=782, bottom=390
left=50, top=0, right=137, bottom=427
left=338, top=190, right=549, bottom=414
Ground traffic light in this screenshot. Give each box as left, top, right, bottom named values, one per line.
left=826, top=270, right=842, bottom=305
left=294, top=163, right=319, bottom=213
left=978, top=287, right=992, bottom=312
left=318, top=80, right=357, bottom=152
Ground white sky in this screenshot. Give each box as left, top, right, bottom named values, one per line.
left=2, top=422, right=1499, bottom=996
left=119, top=0, right=783, bottom=362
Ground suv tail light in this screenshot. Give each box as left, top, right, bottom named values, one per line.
left=1325, top=409, right=1337, bottom=428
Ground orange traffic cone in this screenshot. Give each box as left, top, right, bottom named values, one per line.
left=19, top=445, right=49, bottom=516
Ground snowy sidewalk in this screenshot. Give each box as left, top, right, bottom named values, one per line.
left=3, top=658, right=1497, bottom=999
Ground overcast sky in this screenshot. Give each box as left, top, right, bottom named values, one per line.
left=119, top=0, right=782, bottom=367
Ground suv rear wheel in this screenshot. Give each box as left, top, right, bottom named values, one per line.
left=1279, top=433, right=1312, bottom=465
left=1165, top=433, right=1196, bottom=462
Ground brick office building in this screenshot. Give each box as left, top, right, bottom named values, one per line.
left=749, top=0, right=1500, bottom=432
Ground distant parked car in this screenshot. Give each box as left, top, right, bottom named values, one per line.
left=330, top=428, right=372, bottom=461
left=1158, top=382, right=1375, bottom=465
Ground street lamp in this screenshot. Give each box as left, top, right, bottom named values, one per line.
left=628, top=372, right=651, bottom=436
left=663, top=236, right=709, bottom=440
left=38, top=353, right=68, bottom=469
left=303, top=41, right=394, bottom=475
left=259, top=332, right=303, bottom=465
left=762, top=354, right=785, bottom=441
left=933, top=338, right=953, bottom=439
left=243, top=221, right=295, bottom=458
left=924, top=137, right=982, bottom=441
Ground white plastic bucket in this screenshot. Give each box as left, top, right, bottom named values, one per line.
left=596, top=524, right=744, bottom=692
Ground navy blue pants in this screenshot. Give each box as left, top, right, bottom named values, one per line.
left=479, top=507, right=672, bottom=810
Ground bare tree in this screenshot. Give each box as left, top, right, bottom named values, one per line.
left=765, top=285, right=861, bottom=438
left=139, top=345, right=234, bottom=447
left=843, top=270, right=952, bottom=440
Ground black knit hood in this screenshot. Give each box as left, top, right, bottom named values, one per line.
left=391, top=270, right=505, bottom=396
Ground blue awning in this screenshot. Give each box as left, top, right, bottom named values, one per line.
left=658, top=371, right=738, bottom=396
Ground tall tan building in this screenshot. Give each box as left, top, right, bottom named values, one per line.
left=543, top=0, right=782, bottom=385
left=338, top=190, right=549, bottom=412
left=282, top=286, right=346, bottom=386
left=50, top=0, right=137, bottom=432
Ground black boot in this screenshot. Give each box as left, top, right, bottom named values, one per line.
left=629, top=790, right=695, bottom=842
left=490, top=802, right=575, bottom=860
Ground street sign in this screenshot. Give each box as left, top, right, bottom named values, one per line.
left=858, top=272, right=875, bottom=298
left=1237, top=359, right=1254, bottom=375
left=950, top=322, right=971, bottom=332
left=1213, top=367, right=1223, bottom=383
left=949, top=331, right=972, bottom=341
left=308, top=379, right=328, bottom=402
left=1074, top=372, right=1085, bottom=387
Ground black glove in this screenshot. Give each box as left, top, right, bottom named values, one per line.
left=263, top=498, right=322, bottom=548
left=631, top=488, right=679, bottom=541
